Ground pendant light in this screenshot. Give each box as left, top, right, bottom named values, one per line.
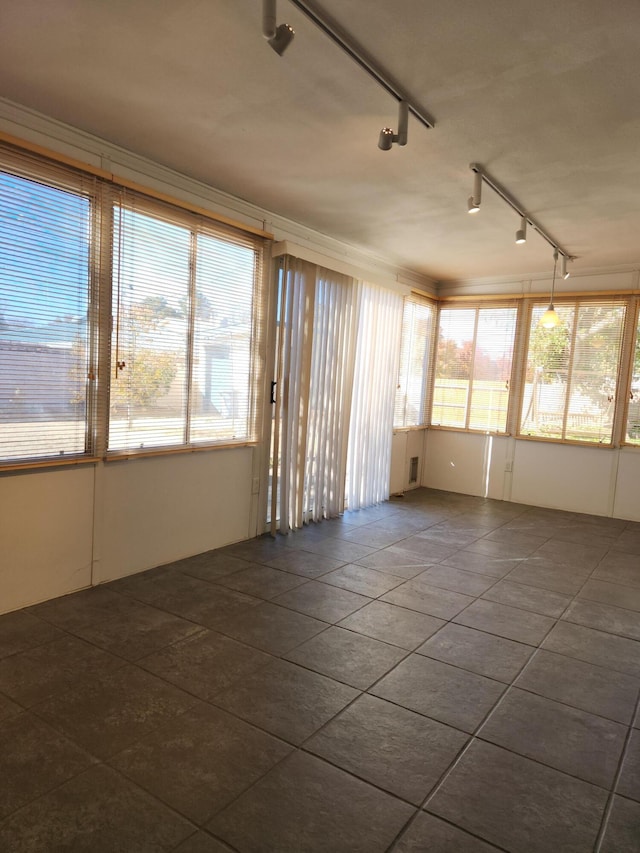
left=539, top=250, right=561, bottom=328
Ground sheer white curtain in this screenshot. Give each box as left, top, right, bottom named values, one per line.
left=346, top=281, right=404, bottom=511
left=271, top=259, right=358, bottom=533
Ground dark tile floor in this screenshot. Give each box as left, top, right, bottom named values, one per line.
left=0, top=488, right=639, bottom=852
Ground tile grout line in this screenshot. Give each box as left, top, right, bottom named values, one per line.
left=1, top=491, right=639, bottom=851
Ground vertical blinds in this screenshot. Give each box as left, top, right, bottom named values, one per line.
left=432, top=305, right=518, bottom=433
left=0, top=153, right=97, bottom=462
left=270, top=259, right=359, bottom=532
left=520, top=299, right=626, bottom=444
left=394, top=294, right=435, bottom=428
left=347, top=282, right=403, bottom=510
left=272, top=256, right=316, bottom=532
left=306, top=268, right=359, bottom=521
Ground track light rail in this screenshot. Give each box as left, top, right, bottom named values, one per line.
left=470, top=163, right=574, bottom=262
left=287, top=0, right=435, bottom=130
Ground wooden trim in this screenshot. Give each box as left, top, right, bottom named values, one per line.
left=115, top=177, right=273, bottom=239
left=0, top=130, right=274, bottom=240
left=1, top=441, right=258, bottom=472
left=393, top=425, right=429, bottom=433
left=0, top=130, right=113, bottom=180
left=409, top=289, right=437, bottom=302
left=427, top=424, right=511, bottom=437
left=0, top=456, right=101, bottom=473
left=440, top=290, right=640, bottom=303
left=104, top=442, right=256, bottom=462
left=515, top=433, right=615, bottom=449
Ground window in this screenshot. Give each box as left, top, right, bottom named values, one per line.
left=519, top=299, right=626, bottom=444
left=394, top=294, right=435, bottom=428
left=0, top=156, right=97, bottom=463
left=0, top=143, right=266, bottom=467
left=431, top=305, right=518, bottom=433
left=623, top=303, right=640, bottom=445
left=109, top=193, right=264, bottom=453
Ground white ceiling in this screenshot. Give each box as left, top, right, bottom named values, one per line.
left=1, top=0, right=639, bottom=282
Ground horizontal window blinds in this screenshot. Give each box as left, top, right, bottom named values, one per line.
left=625, top=306, right=640, bottom=445
left=432, top=305, right=517, bottom=433
left=394, top=294, right=435, bottom=428
left=190, top=227, right=262, bottom=444
left=108, top=192, right=264, bottom=453
left=0, top=152, right=97, bottom=463
left=109, top=198, right=191, bottom=451
left=520, top=299, right=626, bottom=444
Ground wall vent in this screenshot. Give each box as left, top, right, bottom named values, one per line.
left=409, top=456, right=419, bottom=484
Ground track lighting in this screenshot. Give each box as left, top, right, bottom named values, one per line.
left=467, top=164, right=575, bottom=274
left=289, top=0, right=435, bottom=130
left=262, top=0, right=295, bottom=55
left=540, top=250, right=561, bottom=329
left=378, top=101, right=408, bottom=150
left=468, top=168, right=482, bottom=213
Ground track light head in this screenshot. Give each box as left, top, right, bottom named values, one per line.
left=468, top=167, right=482, bottom=213
left=262, top=1, right=294, bottom=55
left=561, top=254, right=570, bottom=280
left=378, top=128, right=394, bottom=151
left=268, top=23, right=295, bottom=55
left=515, top=216, right=527, bottom=244
left=378, top=102, right=408, bottom=150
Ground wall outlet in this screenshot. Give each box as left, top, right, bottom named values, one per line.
left=505, top=460, right=513, bottom=473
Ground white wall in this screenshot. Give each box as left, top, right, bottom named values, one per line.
left=96, top=448, right=255, bottom=583
left=390, top=429, right=428, bottom=494
left=422, top=429, right=640, bottom=521
left=509, top=440, right=616, bottom=516
left=612, top=449, right=640, bottom=521
left=0, top=467, right=94, bottom=613
left=0, top=448, right=256, bottom=615
left=422, top=430, right=509, bottom=500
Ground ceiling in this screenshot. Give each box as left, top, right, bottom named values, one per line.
left=1, top=0, right=639, bottom=282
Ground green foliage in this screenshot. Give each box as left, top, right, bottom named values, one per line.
left=528, top=322, right=570, bottom=380
left=178, top=290, right=214, bottom=321
left=130, top=296, right=179, bottom=328
left=112, top=294, right=179, bottom=411
left=111, top=349, right=176, bottom=408
left=436, top=338, right=463, bottom=377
